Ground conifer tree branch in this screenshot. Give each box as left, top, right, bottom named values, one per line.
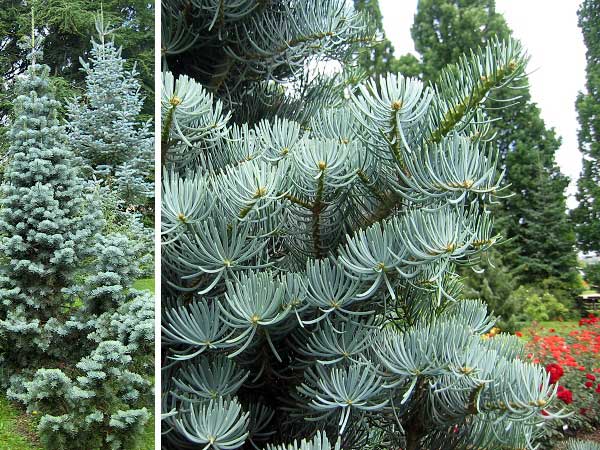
left=161, top=103, right=177, bottom=166
left=280, top=192, right=313, bottom=209
left=426, top=39, right=526, bottom=145
left=312, top=165, right=326, bottom=259
left=159, top=4, right=561, bottom=448
left=427, top=64, right=516, bottom=145
left=356, top=169, right=386, bottom=202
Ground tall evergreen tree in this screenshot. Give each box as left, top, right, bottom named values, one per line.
left=353, top=0, right=396, bottom=74
left=161, top=1, right=567, bottom=448
left=504, top=156, right=579, bottom=298
left=411, top=0, right=510, bottom=82
left=409, top=0, right=579, bottom=298
left=0, top=28, right=102, bottom=375
left=67, top=13, right=154, bottom=211
left=572, top=0, right=600, bottom=253
left=353, top=0, right=421, bottom=77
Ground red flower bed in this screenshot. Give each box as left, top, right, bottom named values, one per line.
left=522, top=314, right=600, bottom=435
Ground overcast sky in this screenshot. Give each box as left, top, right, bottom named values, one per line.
left=379, top=0, right=587, bottom=208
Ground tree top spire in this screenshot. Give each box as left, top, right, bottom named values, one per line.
left=17, top=6, right=44, bottom=66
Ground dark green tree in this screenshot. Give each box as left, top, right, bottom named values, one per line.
left=494, top=99, right=580, bottom=300
left=461, top=248, right=518, bottom=331
left=411, top=0, right=510, bottom=83
left=502, top=156, right=580, bottom=301
left=353, top=0, right=421, bottom=77
left=410, top=0, right=580, bottom=301
left=572, top=0, right=600, bottom=253
left=353, top=0, right=397, bottom=74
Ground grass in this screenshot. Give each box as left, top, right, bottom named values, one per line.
left=135, top=277, right=155, bottom=449
left=0, top=397, right=155, bottom=450
left=139, top=415, right=155, bottom=450
left=0, top=397, right=41, bottom=450
left=133, top=277, right=155, bottom=294
left=516, top=320, right=579, bottom=340
left=526, top=320, right=579, bottom=333
left=0, top=277, right=156, bottom=449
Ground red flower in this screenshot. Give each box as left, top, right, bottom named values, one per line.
left=578, top=366, right=586, bottom=371
left=596, top=384, right=600, bottom=394
left=546, top=363, right=564, bottom=384
left=580, top=314, right=599, bottom=326
left=586, top=373, right=596, bottom=381
left=580, top=408, right=587, bottom=415
left=549, top=328, right=555, bottom=333
left=584, top=381, right=593, bottom=388
left=541, top=409, right=549, bottom=416
left=515, top=331, right=523, bottom=337
left=557, top=387, right=573, bottom=404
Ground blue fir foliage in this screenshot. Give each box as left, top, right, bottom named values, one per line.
left=0, top=31, right=104, bottom=375
left=19, top=341, right=150, bottom=450
left=161, top=1, right=568, bottom=449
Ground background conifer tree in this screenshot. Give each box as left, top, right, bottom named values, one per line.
left=67, top=14, right=154, bottom=214
left=161, top=1, right=568, bottom=448
left=352, top=0, right=420, bottom=78
left=572, top=0, right=600, bottom=254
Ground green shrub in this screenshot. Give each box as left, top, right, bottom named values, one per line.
left=512, top=285, right=569, bottom=322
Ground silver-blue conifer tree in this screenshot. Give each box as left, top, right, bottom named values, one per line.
left=67, top=13, right=154, bottom=210
left=0, top=22, right=103, bottom=381
left=0, top=14, right=154, bottom=450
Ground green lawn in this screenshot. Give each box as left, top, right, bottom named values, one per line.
left=134, top=277, right=155, bottom=449
left=139, top=415, right=156, bottom=450
left=527, top=320, right=579, bottom=333
left=0, top=397, right=41, bottom=450
left=516, top=320, right=579, bottom=341
left=0, top=397, right=155, bottom=450
left=133, top=277, right=155, bottom=294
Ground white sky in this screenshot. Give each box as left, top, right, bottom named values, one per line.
left=379, top=0, right=587, bottom=208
